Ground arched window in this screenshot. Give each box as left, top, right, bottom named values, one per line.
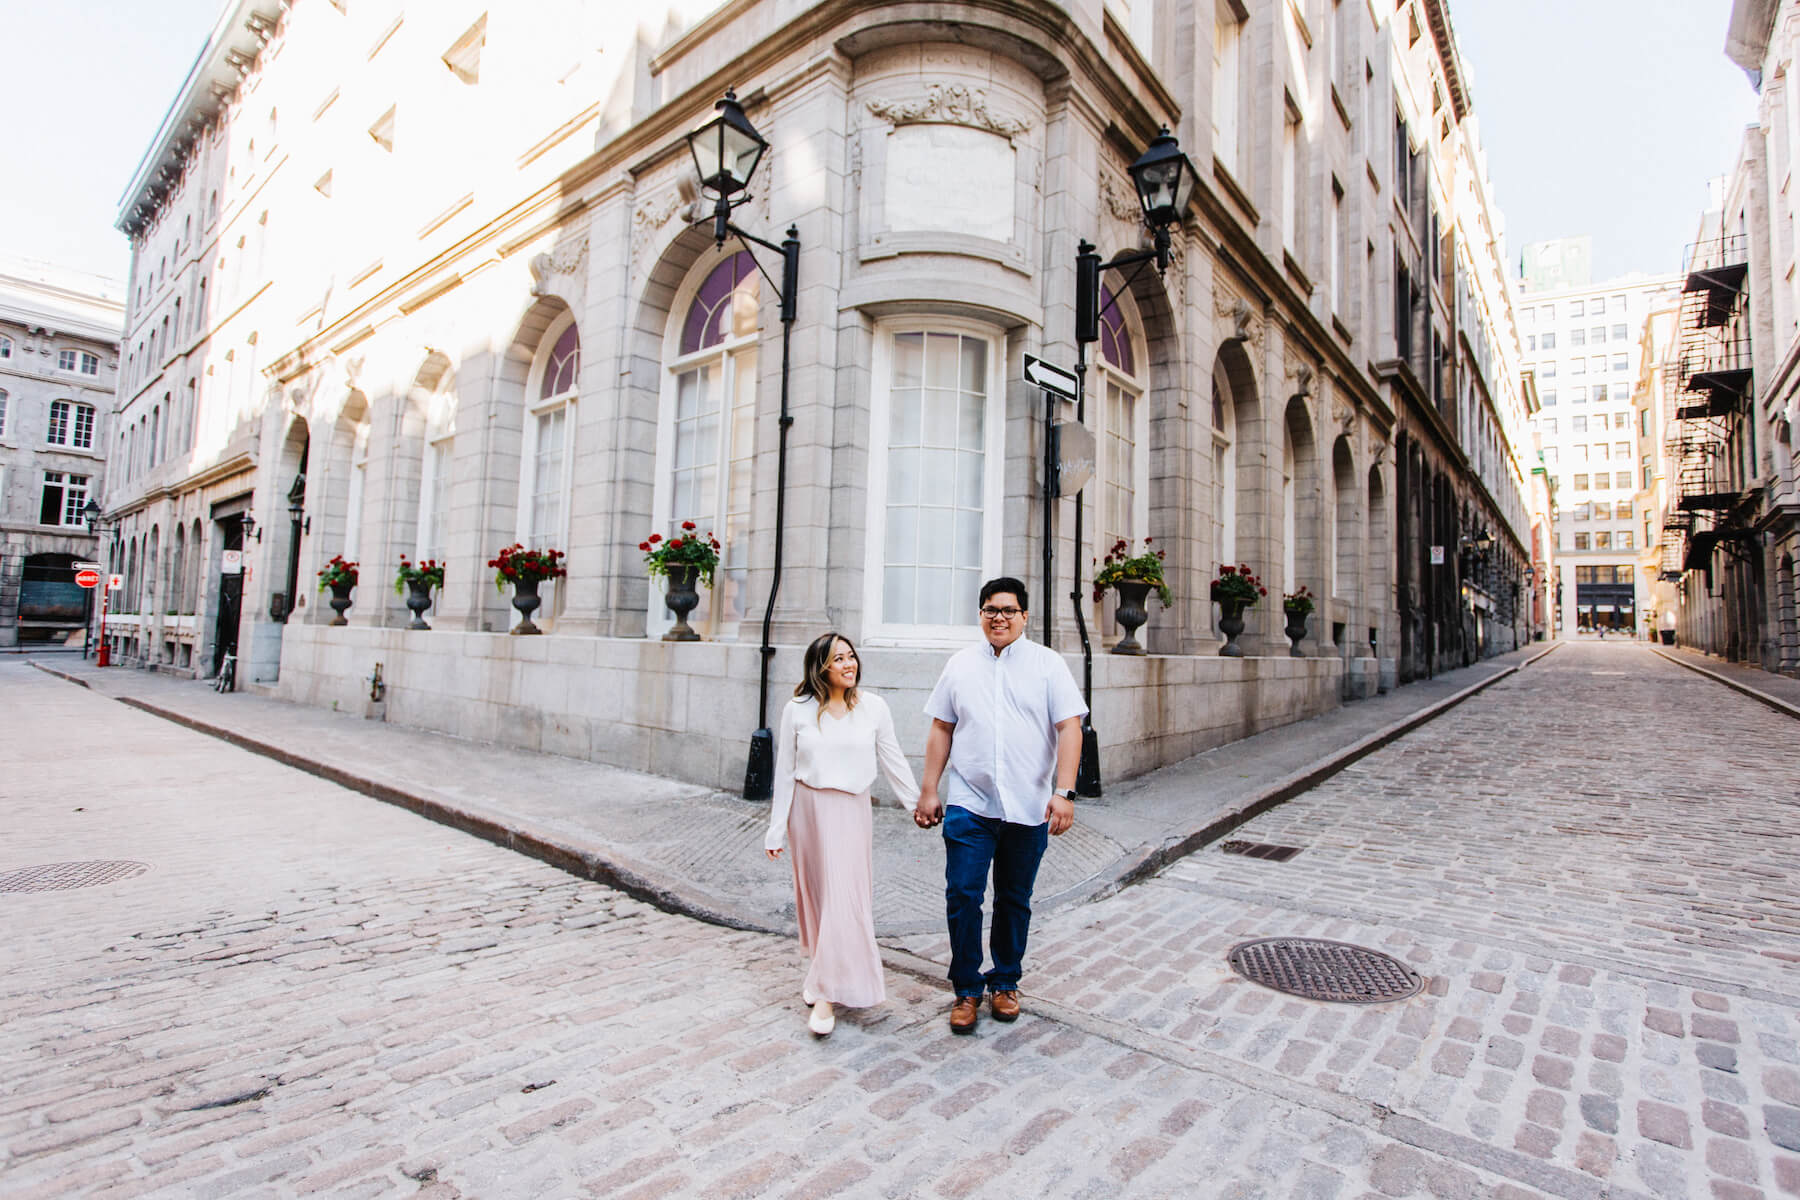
left=171, top=527, right=186, bottom=617
left=520, top=316, right=578, bottom=552
left=147, top=526, right=161, bottom=616
left=1212, top=374, right=1237, bottom=568
left=187, top=519, right=203, bottom=615
left=418, top=374, right=458, bottom=561
left=344, top=420, right=370, bottom=563
left=150, top=406, right=162, bottom=468
left=0, top=388, right=8, bottom=438
left=656, top=252, right=760, bottom=638
left=1281, top=429, right=1297, bottom=595
left=126, top=539, right=139, bottom=614
left=1096, top=284, right=1147, bottom=556
left=0, top=334, right=11, bottom=359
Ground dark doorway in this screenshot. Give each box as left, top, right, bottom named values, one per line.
left=212, top=519, right=245, bottom=673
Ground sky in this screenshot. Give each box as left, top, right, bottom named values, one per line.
left=0, top=0, right=1767, bottom=289
left=1452, top=0, right=1759, bottom=282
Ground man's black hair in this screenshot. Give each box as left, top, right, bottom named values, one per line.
left=979, top=577, right=1029, bottom=609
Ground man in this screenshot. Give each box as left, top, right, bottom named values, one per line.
left=914, top=577, right=1087, bottom=1035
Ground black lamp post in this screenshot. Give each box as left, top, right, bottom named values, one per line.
left=685, top=89, right=801, bottom=803
left=81, top=499, right=102, bottom=660
left=279, top=471, right=307, bottom=623
left=1068, top=126, right=1200, bottom=797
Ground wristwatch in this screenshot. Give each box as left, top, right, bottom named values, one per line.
left=1056, top=788, right=1077, bottom=803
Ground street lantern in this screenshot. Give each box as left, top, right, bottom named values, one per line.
left=82, top=498, right=101, bottom=532
left=241, top=511, right=260, bottom=544
left=687, top=89, right=769, bottom=247
left=682, top=90, right=801, bottom=804
left=1127, top=126, right=1199, bottom=232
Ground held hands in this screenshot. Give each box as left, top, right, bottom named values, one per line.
left=914, top=792, right=943, bottom=829
left=766, top=848, right=783, bottom=860
left=1045, top=792, right=1074, bottom=837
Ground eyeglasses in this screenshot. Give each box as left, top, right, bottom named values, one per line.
left=979, top=606, right=1023, bottom=620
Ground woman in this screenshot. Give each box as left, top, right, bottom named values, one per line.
left=765, top=632, right=918, bottom=1037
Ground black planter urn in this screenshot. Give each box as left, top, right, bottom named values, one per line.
left=1110, top=580, right=1152, bottom=656
left=327, top=581, right=355, bottom=626
left=510, top=577, right=543, bottom=635
left=1285, top=610, right=1309, bottom=657
left=404, top=578, right=434, bottom=630
left=662, top=564, right=702, bottom=642
left=1217, top=597, right=1249, bottom=657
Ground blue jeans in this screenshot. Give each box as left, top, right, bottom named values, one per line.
left=942, top=804, right=1049, bottom=998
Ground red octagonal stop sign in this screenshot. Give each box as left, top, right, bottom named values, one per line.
left=74, top=569, right=101, bottom=589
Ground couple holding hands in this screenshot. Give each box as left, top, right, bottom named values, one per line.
left=763, top=577, right=1088, bottom=1037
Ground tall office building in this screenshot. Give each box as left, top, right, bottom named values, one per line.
left=1516, top=239, right=1679, bottom=634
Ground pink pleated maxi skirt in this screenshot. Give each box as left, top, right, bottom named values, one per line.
left=788, top=782, right=885, bottom=1008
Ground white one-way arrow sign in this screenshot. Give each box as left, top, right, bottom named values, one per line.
left=1022, top=354, right=1079, bottom=399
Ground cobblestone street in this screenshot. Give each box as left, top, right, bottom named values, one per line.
left=3, top=642, right=1797, bottom=1198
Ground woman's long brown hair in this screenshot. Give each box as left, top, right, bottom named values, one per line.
left=794, top=631, right=860, bottom=717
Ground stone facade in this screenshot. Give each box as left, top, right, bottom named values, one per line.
left=1514, top=260, right=1683, bottom=638
left=0, top=260, right=121, bottom=648
left=1667, top=0, right=1800, bottom=674
left=110, top=0, right=1534, bottom=789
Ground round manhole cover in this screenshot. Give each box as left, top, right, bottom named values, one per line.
left=1228, top=937, right=1424, bottom=1004
left=0, top=861, right=151, bottom=893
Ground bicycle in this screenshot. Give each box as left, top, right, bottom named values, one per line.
left=213, top=652, right=237, bottom=693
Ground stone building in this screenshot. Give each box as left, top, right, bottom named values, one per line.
left=0, top=259, right=121, bottom=647
left=110, top=0, right=1532, bottom=791
left=1659, top=0, right=1800, bottom=674
left=1513, top=243, right=1681, bottom=637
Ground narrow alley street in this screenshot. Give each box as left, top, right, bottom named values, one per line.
left=2, top=642, right=1795, bottom=1198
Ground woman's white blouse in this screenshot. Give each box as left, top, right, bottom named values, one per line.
left=764, top=692, right=920, bottom=851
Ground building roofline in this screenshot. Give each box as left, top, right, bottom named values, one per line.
left=1422, top=0, right=1472, bottom=121
left=1725, top=0, right=1777, bottom=86
left=114, top=0, right=282, bottom=237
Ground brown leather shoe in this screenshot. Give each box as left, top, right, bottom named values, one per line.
left=949, top=996, right=980, bottom=1035
left=990, top=990, right=1021, bottom=1022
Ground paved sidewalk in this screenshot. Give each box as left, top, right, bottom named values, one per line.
left=34, top=644, right=1564, bottom=939
left=1652, top=642, right=1800, bottom=717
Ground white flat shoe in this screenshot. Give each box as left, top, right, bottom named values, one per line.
left=808, top=1000, right=835, bottom=1037
left=803, top=987, right=817, bottom=1006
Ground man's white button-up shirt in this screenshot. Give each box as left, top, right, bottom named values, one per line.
left=924, top=636, right=1089, bottom=826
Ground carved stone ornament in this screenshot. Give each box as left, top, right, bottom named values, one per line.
left=865, top=84, right=1031, bottom=141
left=1286, top=355, right=1315, bottom=401
left=1373, top=441, right=1389, bottom=466
left=1216, top=294, right=1262, bottom=347
left=1332, top=396, right=1356, bottom=434
left=531, top=237, right=589, bottom=296
left=1099, top=171, right=1140, bottom=224
left=632, top=186, right=693, bottom=263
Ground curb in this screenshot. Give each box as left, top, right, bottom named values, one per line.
left=1060, top=641, right=1563, bottom=907
left=28, top=647, right=1553, bottom=939
left=1650, top=646, right=1800, bottom=721
left=28, top=660, right=91, bottom=688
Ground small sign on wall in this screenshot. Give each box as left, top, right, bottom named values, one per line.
left=1429, top=545, right=1445, bottom=565
left=221, top=550, right=243, bottom=575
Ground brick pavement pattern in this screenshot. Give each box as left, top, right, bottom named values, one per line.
left=3, top=642, right=1796, bottom=1198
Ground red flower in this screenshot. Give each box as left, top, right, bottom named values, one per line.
left=682, top=521, right=697, bottom=531
left=638, top=541, right=651, bottom=551
left=669, top=538, right=683, bottom=549
left=1258, top=587, right=1268, bottom=596
left=648, top=533, right=662, bottom=544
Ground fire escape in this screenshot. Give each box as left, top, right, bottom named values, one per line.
left=1661, top=236, right=1754, bottom=586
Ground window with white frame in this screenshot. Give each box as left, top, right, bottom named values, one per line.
left=864, top=322, right=1004, bottom=638
left=656, top=252, right=761, bottom=639
left=80, top=351, right=99, bottom=376
left=1212, top=375, right=1236, bottom=568
left=418, top=376, right=457, bottom=562
left=1214, top=3, right=1244, bottom=178
left=344, top=421, right=369, bottom=563
left=520, top=315, right=580, bottom=557
left=1095, top=287, right=1149, bottom=640
left=1105, top=0, right=1154, bottom=50
left=40, top=471, right=88, bottom=526
left=0, top=335, right=12, bottom=359
left=58, top=348, right=78, bottom=371
left=0, top=389, right=7, bottom=437
left=46, top=400, right=92, bottom=447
